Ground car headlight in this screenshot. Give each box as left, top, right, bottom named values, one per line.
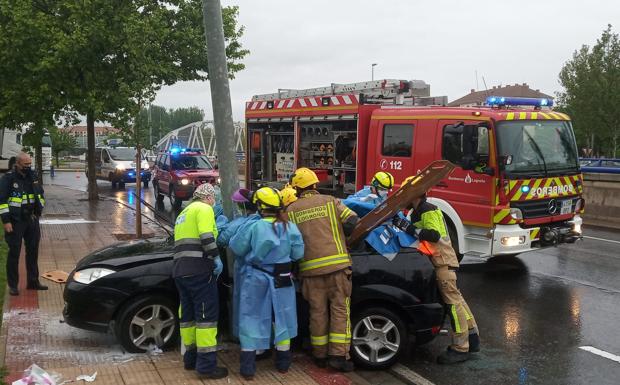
left=180, top=178, right=190, bottom=185
left=217, top=177, right=221, bottom=184
left=509, top=208, right=523, bottom=221
left=73, top=267, right=115, bottom=284
left=115, top=164, right=125, bottom=171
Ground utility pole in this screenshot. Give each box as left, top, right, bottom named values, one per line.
left=372, top=63, right=378, bottom=81
left=135, top=102, right=143, bottom=239
left=202, top=0, right=239, bottom=218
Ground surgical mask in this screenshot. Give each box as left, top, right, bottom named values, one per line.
left=378, top=189, right=388, bottom=198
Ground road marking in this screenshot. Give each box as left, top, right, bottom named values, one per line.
left=579, top=346, right=620, bottom=364
left=583, top=235, right=620, bottom=245
left=390, top=363, right=436, bottom=385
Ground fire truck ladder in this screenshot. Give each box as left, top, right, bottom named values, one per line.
left=252, top=79, right=447, bottom=106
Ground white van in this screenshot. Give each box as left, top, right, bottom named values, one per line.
left=91, top=147, right=151, bottom=189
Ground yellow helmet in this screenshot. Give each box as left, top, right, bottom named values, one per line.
left=252, top=187, right=283, bottom=210
left=281, top=185, right=298, bottom=206
left=371, top=171, right=394, bottom=189
left=290, top=167, right=319, bottom=189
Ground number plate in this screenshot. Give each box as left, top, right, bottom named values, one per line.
left=560, top=199, right=572, bottom=215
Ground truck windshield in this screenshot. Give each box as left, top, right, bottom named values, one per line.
left=171, top=155, right=213, bottom=170
left=108, top=148, right=138, bottom=161
left=496, top=120, right=579, bottom=176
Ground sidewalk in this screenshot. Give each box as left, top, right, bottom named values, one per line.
left=0, top=185, right=390, bottom=385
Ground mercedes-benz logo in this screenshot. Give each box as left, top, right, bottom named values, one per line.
left=548, top=199, right=558, bottom=214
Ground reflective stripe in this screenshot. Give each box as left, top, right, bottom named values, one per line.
left=276, top=338, right=291, bottom=351
left=311, top=335, right=328, bottom=346
left=196, top=321, right=217, bottom=328
left=202, top=241, right=217, bottom=251
left=179, top=321, right=195, bottom=328
left=9, top=197, right=22, bottom=203
left=327, top=202, right=344, bottom=255
left=329, top=333, right=351, bottom=343
left=180, top=325, right=196, bottom=347
left=0, top=208, right=8, bottom=214
left=345, top=297, right=351, bottom=339
left=27, top=194, right=35, bottom=199
left=451, top=305, right=462, bottom=334
left=340, top=207, right=352, bottom=221
left=175, top=238, right=202, bottom=246
left=9, top=202, right=21, bottom=208
left=196, top=327, right=218, bottom=348
left=299, top=254, right=350, bottom=272
left=173, top=250, right=204, bottom=259
left=199, top=232, right=215, bottom=242
left=197, top=346, right=218, bottom=353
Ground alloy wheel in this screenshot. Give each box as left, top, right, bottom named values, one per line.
left=128, top=304, right=176, bottom=350
left=352, top=315, right=401, bottom=364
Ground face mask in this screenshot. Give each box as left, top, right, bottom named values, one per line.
left=22, top=166, right=32, bottom=173
left=378, top=189, right=388, bottom=198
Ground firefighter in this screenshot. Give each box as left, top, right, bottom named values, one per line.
left=229, top=187, right=304, bottom=380
left=280, top=185, right=298, bottom=207
left=173, top=183, right=228, bottom=379
left=0, top=152, right=47, bottom=296
left=287, top=167, right=359, bottom=372
left=350, top=171, right=394, bottom=205
left=216, top=188, right=260, bottom=341
left=392, top=186, right=480, bottom=364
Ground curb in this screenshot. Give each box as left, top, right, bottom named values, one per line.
left=389, top=364, right=436, bottom=385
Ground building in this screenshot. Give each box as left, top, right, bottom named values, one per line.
left=60, top=125, right=120, bottom=149
left=448, top=83, right=553, bottom=107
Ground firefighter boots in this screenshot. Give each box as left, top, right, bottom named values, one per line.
left=328, top=356, right=355, bottom=372
left=437, top=348, right=469, bottom=364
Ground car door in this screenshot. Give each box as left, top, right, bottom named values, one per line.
left=160, top=155, right=171, bottom=194
left=101, top=149, right=112, bottom=179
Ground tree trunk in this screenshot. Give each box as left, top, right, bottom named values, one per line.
left=35, top=143, right=43, bottom=185
left=613, top=134, right=618, bottom=159
left=87, top=112, right=98, bottom=200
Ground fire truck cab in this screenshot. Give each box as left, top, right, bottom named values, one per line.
left=245, top=80, right=584, bottom=259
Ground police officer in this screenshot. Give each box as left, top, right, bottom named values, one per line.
left=287, top=167, right=359, bottom=372
left=173, top=183, right=228, bottom=379
left=0, top=152, right=47, bottom=296
left=392, top=188, right=480, bottom=364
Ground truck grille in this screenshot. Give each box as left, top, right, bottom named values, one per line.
left=511, top=198, right=577, bottom=219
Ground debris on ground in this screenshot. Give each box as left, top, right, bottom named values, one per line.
left=147, top=344, right=163, bottom=355
left=76, top=372, right=97, bottom=382
left=12, top=364, right=60, bottom=385
left=41, top=270, right=70, bottom=284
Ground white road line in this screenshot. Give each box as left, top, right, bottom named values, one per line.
left=579, top=346, right=620, bottom=364
left=583, top=235, right=620, bottom=245
left=390, top=363, right=436, bottom=385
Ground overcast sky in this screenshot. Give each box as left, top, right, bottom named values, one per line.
left=153, top=0, right=617, bottom=121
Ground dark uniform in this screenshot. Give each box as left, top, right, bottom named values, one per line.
left=0, top=167, right=45, bottom=291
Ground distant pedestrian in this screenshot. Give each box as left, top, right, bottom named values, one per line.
left=172, top=183, right=228, bottom=380
left=392, top=184, right=480, bottom=364
left=0, top=152, right=47, bottom=296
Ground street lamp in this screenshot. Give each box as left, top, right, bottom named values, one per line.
left=371, top=63, right=378, bottom=81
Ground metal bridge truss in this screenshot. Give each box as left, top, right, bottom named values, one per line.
left=155, top=120, right=245, bottom=156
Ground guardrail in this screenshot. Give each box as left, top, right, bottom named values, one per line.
left=582, top=172, right=620, bottom=229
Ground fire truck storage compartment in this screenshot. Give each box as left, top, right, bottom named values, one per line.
left=248, top=122, right=294, bottom=185
left=299, top=119, right=357, bottom=197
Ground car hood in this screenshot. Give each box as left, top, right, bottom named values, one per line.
left=175, top=170, right=219, bottom=178
left=76, top=238, right=173, bottom=271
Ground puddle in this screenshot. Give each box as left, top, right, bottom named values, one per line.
left=39, top=219, right=99, bottom=225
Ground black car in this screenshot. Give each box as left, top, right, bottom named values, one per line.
left=63, top=239, right=444, bottom=369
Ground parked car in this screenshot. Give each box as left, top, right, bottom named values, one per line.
left=87, top=147, right=152, bottom=189
left=579, top=158, right=620, bottom=174
left=63, top=239, right=444, bottom=369
left=152, top=148, right=220, bottom=209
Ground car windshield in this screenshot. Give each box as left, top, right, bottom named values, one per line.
left=108, top=148, right=138, bottom=161
left=496, top=120, right=579, bottom=176
left=171, top=155, right=213, bottom=170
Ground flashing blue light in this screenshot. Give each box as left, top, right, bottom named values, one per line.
left=169, top=147, right=180, bottom=154
left=521, top=185, right=530, bottom=193
left=485, top=96, right=554, bottom=108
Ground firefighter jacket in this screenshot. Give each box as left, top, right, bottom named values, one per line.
left=172, top=200, right=219, bottom=278
left=408, top=199, right=459, bottom=269
left=0, top=168, right=45, bottom=223
left=286, top=190, right=358, bottom=277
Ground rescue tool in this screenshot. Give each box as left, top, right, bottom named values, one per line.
left=347, top=160, right=456, bottom=245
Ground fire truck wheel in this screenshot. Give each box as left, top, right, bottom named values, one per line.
left=446, top=222, right=464, bottom=262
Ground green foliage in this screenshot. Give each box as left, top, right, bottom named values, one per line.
left=49, top=126, right=78, bottom=165
left=557, top=25, right=620, bottom=157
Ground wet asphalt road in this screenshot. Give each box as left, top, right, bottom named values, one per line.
left=44, top=171, right=620, bottom=385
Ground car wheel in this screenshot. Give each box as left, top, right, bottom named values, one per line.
left=351, top=307, right=408, bottom=369
left=446, top=221, right=464, bottom=262
left=170, top=186, right=182, bottom=210
left=115, top=295, right=178, bottom=353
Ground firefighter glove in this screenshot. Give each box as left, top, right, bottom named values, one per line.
left=392, top=217, right=417, bottom=235
left=213, top=256, right=223, bottom=277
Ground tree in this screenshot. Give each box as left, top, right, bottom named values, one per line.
left=49, top=127, right=78, bottom=167
left=0, top=1, right=249, bottom=200
left=557, top=25, right=620, bottom=157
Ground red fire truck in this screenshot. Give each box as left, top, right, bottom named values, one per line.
left=244, top=79, right=584, bottom=259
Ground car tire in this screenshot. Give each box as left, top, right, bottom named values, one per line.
left=115, top=294, right=178, bottom=353
left=446, top=221, right=464, bottom=262
left=350, top=307, right=408, bottom=370
left=170, top=186, right=182, bottom=210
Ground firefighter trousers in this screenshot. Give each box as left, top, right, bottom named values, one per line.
left=174, top=273, right=219, bottom=374
left=5, top=217, right=40, bottom=289
left=301, top=268, right=352, bottom=359
left=436, top=266, right=478, bottom=353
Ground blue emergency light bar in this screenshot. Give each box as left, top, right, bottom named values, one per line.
left=485, top=96, right=553, bottom=108
left=168, top=147, right=202, bottom=155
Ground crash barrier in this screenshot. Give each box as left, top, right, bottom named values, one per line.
left=582, top=172, right=620, bottom=229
